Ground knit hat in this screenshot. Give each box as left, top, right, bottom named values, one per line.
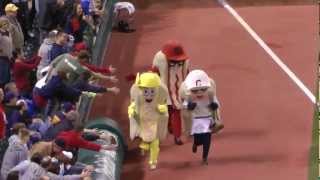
left=185, top=70, right=211, bottom=90
left=54, top=138, right=66, bottom=149
left=162, top=40, right=188, bottom=61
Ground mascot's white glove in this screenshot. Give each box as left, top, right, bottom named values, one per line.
left=128, top=102, right=136, bottom=118
left=157, top=104, right=168, bottom=114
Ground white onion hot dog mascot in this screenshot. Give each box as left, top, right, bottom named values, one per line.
left=128, top=72, right=169, bottom=170
left=179, top=70, right=224, bottom=165
left=152, top=40, right=190, bottom=145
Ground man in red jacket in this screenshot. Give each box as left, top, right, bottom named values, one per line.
left=56, top=123, right=117, bottom=152
left=13, top=53, right=41, bottom=98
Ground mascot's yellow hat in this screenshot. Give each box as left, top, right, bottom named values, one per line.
left=135, top=72, right=161, bottom=88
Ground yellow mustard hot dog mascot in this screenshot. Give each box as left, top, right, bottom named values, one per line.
left=128, top=72, right=169, bottom=170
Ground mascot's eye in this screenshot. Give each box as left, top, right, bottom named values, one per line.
left=151, top=90, right=154, bottom=94
left=144, top=90, right=148, bottom=94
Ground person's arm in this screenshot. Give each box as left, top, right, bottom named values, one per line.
left=10, top=160, right=30, bottom=174
left=74, top=136, right=101, bottom=151
left=73, top=79, right=107, bottom=93
left=15, top=57, right=40, bottom=70
left=81, top=62, right=111, bottom=75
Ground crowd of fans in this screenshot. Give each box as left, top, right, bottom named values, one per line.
left=0, top=0, right=134, bottom=179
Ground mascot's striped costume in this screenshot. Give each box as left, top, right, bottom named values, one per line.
left=128, top=72, right=169, bottom=170
left=152, top=40, right=189, bottom=145
left=179, top=70, right=224, bottom=165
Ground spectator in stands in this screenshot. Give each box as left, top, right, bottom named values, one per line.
left=47, top=51, right=115, bottom=84
left=8, top=122, right=26, bottom=145
left=8, top=152, right=44, bottom=179
left=9, top=152, right=92, bottom=179
left=113, top=1, right=135, bottom=32
left=0, top=88, right=6, bottom=140
left=56, top=123, right=117, bottom=153
left=13, top=52, right=41, bottom=98
left=5, top=99, right=31, bottom=137
left=72, top=43, right=117, bottom=75
left=44, top=109, right=79, bottom=141
left=3, top=82, right=19, bottom=97
left=30, top=138, right=66, bottom=158
left=0, top=128, right=30, bottom=180
left=33, top=71, right=83, bottom=112
left=37, top=29, right=58, bottom=80
left=10, top=0, right=30, bottom=38
left=65, top=3, right=91, bottom=43
left=3, top=92, right=19, bottom=134
left=4, top=3, right=24, bottom=54
left=38, top=0, right=67, bottom=42
left=0, top=18, right=13, bottom=88
left=49, top=31, right=69, bottom=62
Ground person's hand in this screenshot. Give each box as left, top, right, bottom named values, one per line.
left=80, top=168, right=92, bottom=178
left=108, top=65, right=116, bottom=74
left=99, top=132, right=112, bottom=142
left=32, top=118, right=43, bottom=124
left=107, top=87, right=120, bottom=94
left=208, top=102, right=219, bottom=111
left=85, top=128, right=99, bottom=135
left=84, top=165, right=94, bottom=172
left=108, top=76, right=118, bottom=83
left=187, top=102, right=197, bottom=110
left=101, top=144, right=118, bottom=151
left=128, top=102, right=136, bottom=118
left=157, top=104, right=168, bottom=114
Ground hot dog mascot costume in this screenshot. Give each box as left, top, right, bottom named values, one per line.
left=128, top=72, right=169, bottom=170
left=152, top=40, right=189, bottom=145
left=179, top=70, right=224, bottom=165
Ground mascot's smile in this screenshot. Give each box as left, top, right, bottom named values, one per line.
left=143, top=88, right=155, bottom=103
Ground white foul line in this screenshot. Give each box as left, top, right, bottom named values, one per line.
left=217, top=0, right=316, bottom=104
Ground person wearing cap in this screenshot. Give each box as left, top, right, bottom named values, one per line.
left=152, top=40, right=190, bottom=145
left=0, top=17, right=13, bottom=88
left=37, top=29, right=58, bottom=80
left=179, top=70, right=223, bottom=165
left=128, top=72, right=169, bottom=170
left=4, top=3, right=24, bottom=53
left=113, top=1, right=135, bottom=32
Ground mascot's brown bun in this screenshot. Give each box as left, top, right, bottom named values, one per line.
left=161, top=40, right=188, bottom=61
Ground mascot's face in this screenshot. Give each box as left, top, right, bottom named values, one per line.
left=168, top=60, right=184, bottom=68
left=190, top=87, right=208, bottom=100
left=142, top=87, right=156, bottom=103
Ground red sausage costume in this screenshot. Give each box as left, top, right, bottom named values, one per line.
left=152, top=40, right=189, bottom=145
